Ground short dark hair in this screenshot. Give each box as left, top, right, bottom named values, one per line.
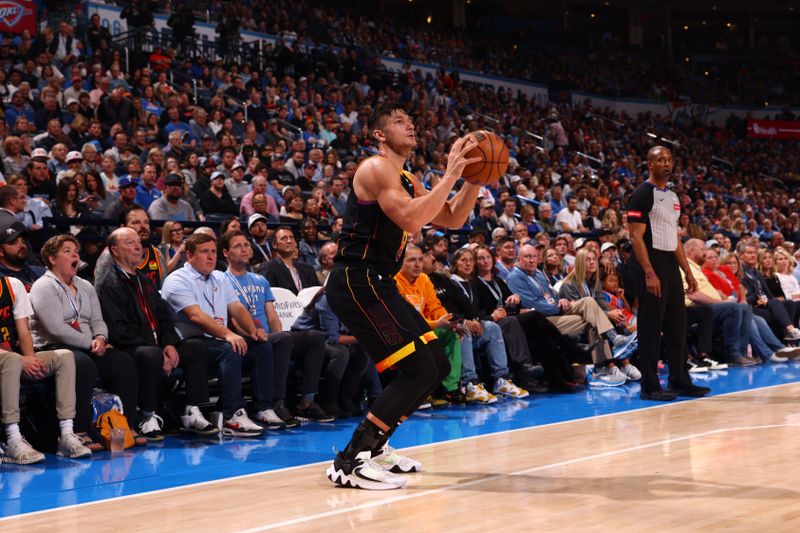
left=185, top=232, right=216, bottom=254
left=41, top=234, right=79, bottom=269
left=220, top=229, right=247, bottom=251
left=368, top=102, right=407, bottom=141
left=496, top=236, right=516, bottom=248
left=0, top=185, right=20, bottom=208
left=121, top=205, right=148, bottom=227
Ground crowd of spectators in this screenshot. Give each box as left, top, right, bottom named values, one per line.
left=0, top=9, right=799, bottom=465
left=106, top=0, right=800, bottom=107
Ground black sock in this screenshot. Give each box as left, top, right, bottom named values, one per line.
left=342, top=418, right=386, bottom=460
left=370, top=423, right=398, bottom=458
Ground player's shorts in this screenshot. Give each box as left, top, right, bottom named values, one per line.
left=327, top=265, right=437, bottom=372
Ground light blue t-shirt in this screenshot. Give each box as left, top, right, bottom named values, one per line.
left=225, top=271, right=275, bottom=332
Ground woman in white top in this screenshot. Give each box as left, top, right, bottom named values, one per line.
left=774, top=248, right=800, bottom=301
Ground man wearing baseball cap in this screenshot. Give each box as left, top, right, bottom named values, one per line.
left=248, top=213, right=272, bottom=265
left=200, top=171, right=237, bottom=216
left=0, top=221, right=45, bottom=291
left=148, top=174, right=196, bottom=222
left=103, top=176, right=141, bottom=221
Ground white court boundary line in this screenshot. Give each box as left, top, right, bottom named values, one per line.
left=1, top=380, right=798, bottom=523
left=236, top=422, right=800, bottom=532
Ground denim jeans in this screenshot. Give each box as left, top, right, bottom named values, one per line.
left=459, top=320, right=509, bottom=383
left=206, top=338, right=273, bottom=418
left=710, top=302, right=751, bottom=359
left=749, top=314, right=785, bottom=359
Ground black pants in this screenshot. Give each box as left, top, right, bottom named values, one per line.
left=319, top=343, right=369, bottom=405
left=124, top=338, right=209, bottom=413
left=327, top=265, right=450, bottom=426
left=286, top=330, right=326, bottom=396
left=686, top=305, right=714, bottom=356
left=65, top=346, right=138, bottom=430
left=753, top=299, right=799, bottom=335
left=636, top=251, right=692, bottom=393
left=264, top=331, right=293, bottom=403
left=513, top=310, right=574, bottom=385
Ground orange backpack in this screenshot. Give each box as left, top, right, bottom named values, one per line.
left=95, top=408, right=135, bottom=450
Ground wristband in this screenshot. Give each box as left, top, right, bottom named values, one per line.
left=645, top=271, right=656, bottom=280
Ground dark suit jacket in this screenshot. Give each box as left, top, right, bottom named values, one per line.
left=741, top=267, right=775, bottom=306
left=257, top=257, right=319, bottom=295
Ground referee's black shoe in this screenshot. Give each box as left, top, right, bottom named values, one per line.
left=640, top=389, right=678, bottom=401
left=667, top=383, right=711, bottom=397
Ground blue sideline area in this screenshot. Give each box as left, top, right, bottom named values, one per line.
left=2, top=363, right=800, bottom=518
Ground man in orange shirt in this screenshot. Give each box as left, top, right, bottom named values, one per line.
left=395, top=244, right=465, bottom=404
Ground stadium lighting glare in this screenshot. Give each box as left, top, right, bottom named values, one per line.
left=704, top=71, right=709, bottom=76
left=726, top=22, right=732, bottom=28
left=683, top=25, right=689, bottom=30
left=426, top=15, right=432, bottom=23
left=764, top=101, right=769, bottom=107
left=702, top=20, right=707, bottom=25
left=684, top=57, right=690, bottom=63
left=590, top=13, right=596, bottom=18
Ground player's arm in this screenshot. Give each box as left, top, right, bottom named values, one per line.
left=410, top=173, right=482, bottom=229
left=675, top=239, right=698, bottom=293
left=369, top=137, right=480, bottom=233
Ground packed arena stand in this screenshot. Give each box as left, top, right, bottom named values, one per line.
left=1, top=1, right=800, bottom=462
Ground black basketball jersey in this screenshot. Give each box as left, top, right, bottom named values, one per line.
left=0, top=276, right=19, bottom=351
left=138, top=245, right=165, bottom=288
left=335, top=159, right=416, bottom=277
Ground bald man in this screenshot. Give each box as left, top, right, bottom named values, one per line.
left=682, top=238, right=753, bottom=366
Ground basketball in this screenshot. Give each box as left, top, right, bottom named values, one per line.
left=461, top=131, right=509, bottom=185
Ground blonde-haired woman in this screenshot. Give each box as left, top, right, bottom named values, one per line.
left=758, top=248, right=786, bottom=300
left=774, top=248, right=800, bottom=301
left=3, top=135, right=29, bottom=175
left=558, top=248, right=640, bottom=383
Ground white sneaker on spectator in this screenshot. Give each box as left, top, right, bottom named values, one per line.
left=372, top=444, right=422, bottom=473
left=776, top=346, right=800, bottom=359
left=493, top=377, right=530, bottom=399
left=687, top=359, right=709, bottom=373
left=588, top=365, right=626, bottom=388
left=619, top=363, right=642, bottom=381
left=703, top=357, right=729, bottom=370
left=139, top=414, right=164, bottom=441
left=56, top=433, right=92, bottom=459
left=223, top=408, right=263, bottom=438
left=465, top=382, right=498, bottom=404
left=417, top=400, right=432, bottom=410
left=254, top=409, right=288, bottom=430
left=785, top=328, right=800, bottom=341
left=326, top=450, right=407, bottom=490
left=769, top=353, right=789, bottom=363
left=181, top=406, right=220, bottom=436
left=3, top=438, right=45, bottom=464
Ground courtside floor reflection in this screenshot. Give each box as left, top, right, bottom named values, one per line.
left=1, top=362, right=798, bottom=517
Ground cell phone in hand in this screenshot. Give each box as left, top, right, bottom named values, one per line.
left=450, top=313, right=465, bottom=324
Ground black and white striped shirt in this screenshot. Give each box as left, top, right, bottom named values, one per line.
left=626, top=181, right=680, bottom=252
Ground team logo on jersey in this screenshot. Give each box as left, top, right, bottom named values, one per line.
left=627, top=210, right=642, bottom=218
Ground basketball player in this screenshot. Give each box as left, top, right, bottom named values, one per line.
left=325, top=103, right=482, bottom=490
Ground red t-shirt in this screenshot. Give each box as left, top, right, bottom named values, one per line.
left=702, top=265, right=740, bottom=298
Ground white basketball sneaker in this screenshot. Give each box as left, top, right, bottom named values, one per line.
left=326, top=451, right=407, bottom=490
left=372, top=443, right=422, bottom=473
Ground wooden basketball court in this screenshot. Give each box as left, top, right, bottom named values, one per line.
left=4, top=381, right=800, bottom=532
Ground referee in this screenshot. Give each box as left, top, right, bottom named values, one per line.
left=627, top=146, right=710, bottom=401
